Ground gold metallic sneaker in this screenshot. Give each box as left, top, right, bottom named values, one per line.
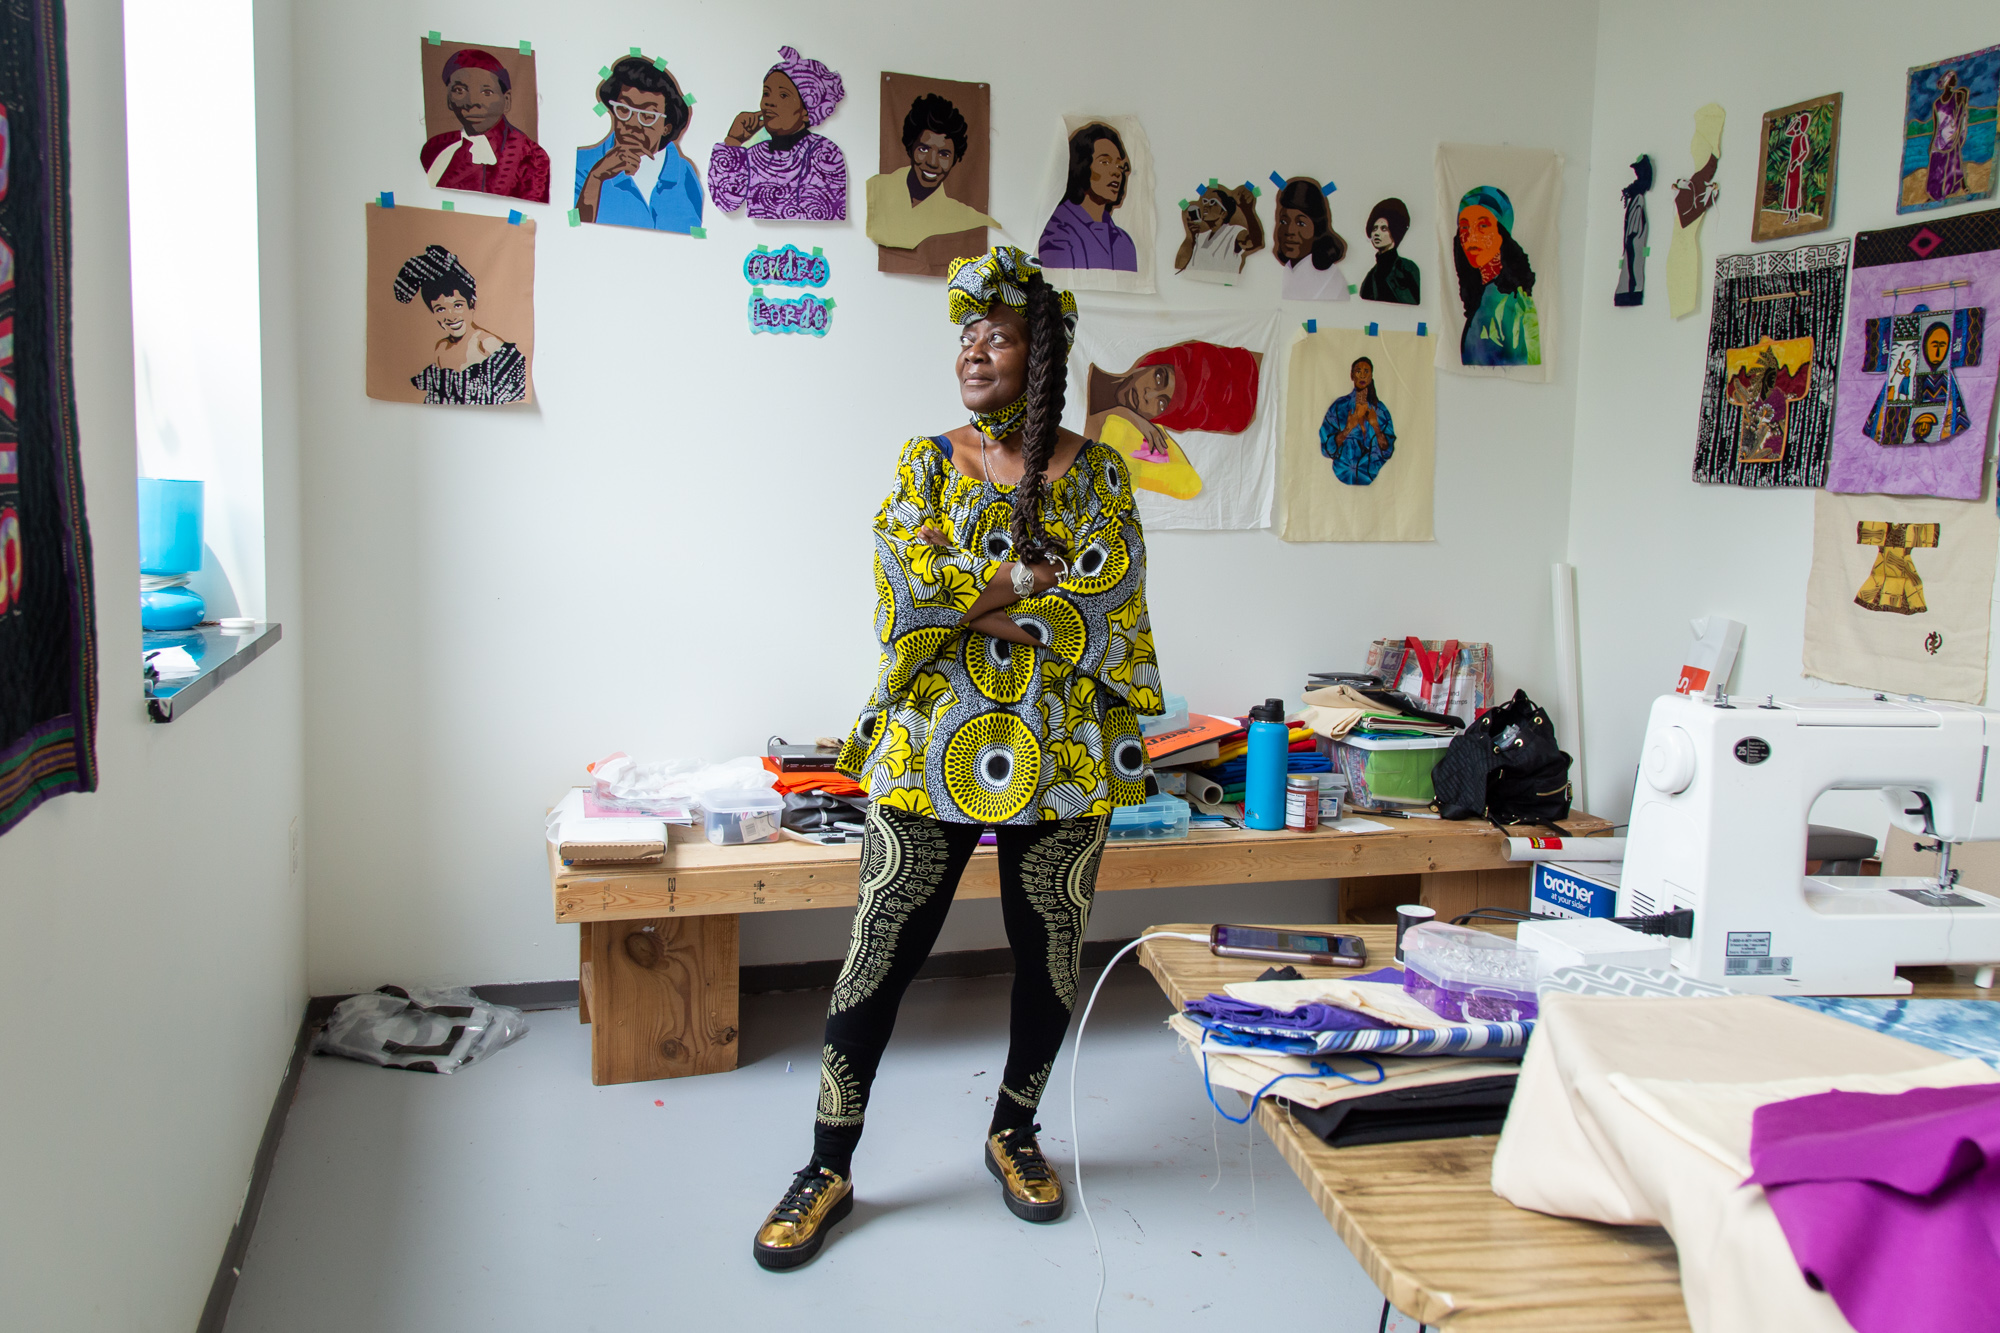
left=753, top=1165, right=854, bottom=1271
left=985, top=1125, right=1064, bottom=1222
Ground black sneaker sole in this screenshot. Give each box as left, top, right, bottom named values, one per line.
left=753, top=1189, right=853, bottom=1271
left=985, top=1139, right=1064, bottom=1223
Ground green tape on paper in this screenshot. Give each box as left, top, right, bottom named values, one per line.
left=1177, top=199, right=1188, bottom=211
left=752, top=286, right=765, bottom=298
left=654, top=57, right=667, bottom=70
left=519, top=40, right=532, bottom=54
left=1208, top=177, right=1219, bottom=187
left=426, top=30, right=441, bottom=45
left=683, top=94, right=696, bottom=105
left=599, top=66, right=611, bottom=78
left=1347, top=284, right=1357, bottom=294
left=593, top=103, right=607, bottom=117
left=755, top=245, right=769, bottom=253
left=811, top=247, right=822, bottom=256
left=440, top=200, right=455, bottom=211
left=1645, top=246, right=1653, bottom=256
left=821, top=299, right=836, bottom=310
left=689, top=226, right=706, bottom=239
left=629, top=45, right=643, bottom=56
left=568, top=208, right=581, bottom=226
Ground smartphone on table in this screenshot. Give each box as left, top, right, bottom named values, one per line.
left=1209, top=925, right=1367, bottom=968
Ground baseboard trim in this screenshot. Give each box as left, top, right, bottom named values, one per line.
left=194, top=1003, right=319, bottom=1333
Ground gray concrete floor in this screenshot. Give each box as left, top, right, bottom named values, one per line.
left=226, top=965, right=1390, bottom=1332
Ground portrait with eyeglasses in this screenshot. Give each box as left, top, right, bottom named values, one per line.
left=574, top=54, right=703, bottom=234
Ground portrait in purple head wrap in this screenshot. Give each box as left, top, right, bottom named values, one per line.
left=709, top=46, right=849, bottom=221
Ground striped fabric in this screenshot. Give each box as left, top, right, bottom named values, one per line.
left=1185, top=1010, right=1530, bottom=1058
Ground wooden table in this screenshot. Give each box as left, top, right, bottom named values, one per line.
left=1136, top=921, right=1994, bottom=1331
left=548, top=806, right=1609, bottom=1086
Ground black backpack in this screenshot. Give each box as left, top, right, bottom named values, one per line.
left=1432, top=689, right=1573, bottom=824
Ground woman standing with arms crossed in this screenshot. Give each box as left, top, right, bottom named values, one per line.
left=753, top=247, right=1163, bottom=1270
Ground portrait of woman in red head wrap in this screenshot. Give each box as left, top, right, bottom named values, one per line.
left=1084, top=340, right=1263, bottom=500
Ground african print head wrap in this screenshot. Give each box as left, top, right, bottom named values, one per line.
left=770, top=46, right=844, bottom=127
left=393, top=245, right=477, bottom=306
left=1457, top=185, right=1514, bottom=233
left=946, top=246, right=1079, bottom=438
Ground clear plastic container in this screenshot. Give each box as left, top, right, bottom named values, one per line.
left=1139, top=693, right=1190, bottom=738
left=697, top=786, right=784, bottom=846
left=1399, top=921, right=1539, bottom=1023
left=1333, top=735, right=1453, bottom=809
left=1108, top=792, right=1190, bottom=840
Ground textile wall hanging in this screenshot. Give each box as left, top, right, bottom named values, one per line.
left=0, top=0, right=96, bottom=836
left=1359, top=197, right=1420, bottom=305
left=708, top=46, right=847, bottom=221
left=365, top=203, right=535, bottom=406
left=868, top=72, right=997, bottom=277
left=1277, top=327, right=1435, bottom=543
left=1751, top=93, right=1840, bottom=243
left=1614, top=155, right=1651, bottom=307
left=1900, top=45, right=2000, bottom=215
left=1803, top=490, right=1996, bottom=704
left=1067, top=309, right=1278, bottom=530
left=1667, top=103, right=1724, bottom=319
left=1036, top=115, right=1156, bottom=295
left=1270, top=175, right=1349, bottom=301
left=1433, top=143, right=1561, bottom=382
left=1691, top=239, right=1850, bottom=488
left=418, top=37, right=549, bottom=206
left=1825, top=209, right=2000, bottom=500
left=1172, top=179, right=1263, bottom=285
left=573, top=51, right=702, bottom=234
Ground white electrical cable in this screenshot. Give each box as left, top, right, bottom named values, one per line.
left=1068, top=930, right=1212, bottom=1332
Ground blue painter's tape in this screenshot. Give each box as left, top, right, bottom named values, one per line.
left=508, top=210, right=523, bottom=225
left=1418, top=322, right=1428, bottom=337
left=1305, top=319, right=1317, bottom=333
left=1195, top=182, right=1207, bottom=197
left=1367, top=322, right=1379, bottom=336
left=1322, top=180, right=1337, bottom=195
left=1270, top=171, right=1287, bottom=189
left=379, top=191, right=394, bottom=208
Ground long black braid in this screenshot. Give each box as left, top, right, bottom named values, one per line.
left=1010, top=274, right=1071, bottom=567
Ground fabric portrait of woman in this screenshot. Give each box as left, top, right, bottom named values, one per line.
left=709, top=46, right=848, bottom=221
left=393, top=244, right=528, bottom=406
left=1272, top=178, right=1349, bottom=302
left=1320, top=356, right=1396, bottom=486
left=1358, top=198, right=1420, bottom=305
left=419, top=48, right=550, bottom=205
left=1083, top=340, right=1261, bottom=501
left=1452, top=185, right=1541, bottom=367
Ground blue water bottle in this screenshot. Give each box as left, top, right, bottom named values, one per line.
left=1243, top=698, right=1289, bottom=831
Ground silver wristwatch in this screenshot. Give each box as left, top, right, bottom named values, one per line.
left=1010, top=561, right=1036, bottom=597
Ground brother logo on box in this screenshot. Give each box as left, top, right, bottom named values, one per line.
left=1532, top=862, right=1619, bottom=919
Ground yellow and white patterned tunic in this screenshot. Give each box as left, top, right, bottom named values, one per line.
left=839, top=435, right=1164, bottom=824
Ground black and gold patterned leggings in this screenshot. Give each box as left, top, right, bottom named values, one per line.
left=811, top=802, right=1109, bottom=1174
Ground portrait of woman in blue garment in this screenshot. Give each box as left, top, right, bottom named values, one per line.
left=1319, top=356, right=1396, bottom=485
left=1452, top=185, right=1541, bottom=367
left=574, top=56, right=703, bottom=233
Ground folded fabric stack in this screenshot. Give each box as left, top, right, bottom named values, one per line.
left=1195, top=719, right=1329, bottom=803
left=1300, top=684, right=1460, bottom=741
left=1173, top=969, right=1530, bottom=1148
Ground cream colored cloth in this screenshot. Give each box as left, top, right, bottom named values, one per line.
left=1298, top=684, right=1377, bottom=738
left=1667, top=103, right=1726, bottom=319
left=1492, top=992, right=1996, bottom=1333
left=1168, top=1013, right=1519, bottom=1109
left=1802, top=488, right=1996, bottom=704
left=1277, top=326, right=1436, bottom=541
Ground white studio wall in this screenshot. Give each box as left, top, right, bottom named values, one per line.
left=293, top=0, right=1602, bottom=988
left=0, top=0, right=308, bottom=1329
left=1568, top=0, right=2000, bottom=835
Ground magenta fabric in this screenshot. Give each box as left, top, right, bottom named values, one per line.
left=1746, top=1082, right=2000, bottom=1333
left=769, top=46, right=843, bottom=127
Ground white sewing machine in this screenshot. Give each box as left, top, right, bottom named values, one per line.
left=1619, top=692, right=2000, bottom=995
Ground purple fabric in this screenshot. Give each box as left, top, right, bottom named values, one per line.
left=707, top=134, right=847, bottom=221
left=1186, top=994, right=1392, bottom=1033
left=1825, top=232, right=1999, bottom=500
left=769, top=46, right=843, bottom=127
left=1037, top=198, right=1137, bottom=271
left=1746, top=1082, right=2000, bottom=1333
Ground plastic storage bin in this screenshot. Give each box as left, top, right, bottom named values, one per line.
left=1332, top=735, right=1453, bottom=809
left=698, top=786, right=784, bottom=846
left=1139, top=693, right=1190, bottom=738
left=1108, top=792, right=1190, bottom=840
left=1399, top=922, right=1539, bottom=1023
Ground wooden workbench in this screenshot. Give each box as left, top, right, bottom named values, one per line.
left=548, top=808, right=1608, bottom=1085
left=1135, top=922, right=1994, bottom=1331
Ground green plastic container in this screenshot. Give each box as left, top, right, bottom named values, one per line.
left=1332, top=735, right=1453, bottom=808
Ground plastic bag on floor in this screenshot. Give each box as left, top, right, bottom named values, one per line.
left=314, top=986, right=529, bottom=1074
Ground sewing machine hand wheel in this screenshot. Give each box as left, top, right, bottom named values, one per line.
left=1642, top=726, right=1696, bottom=794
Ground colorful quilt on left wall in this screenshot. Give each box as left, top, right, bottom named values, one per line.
left=0, top=0, right=97, bottom=836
